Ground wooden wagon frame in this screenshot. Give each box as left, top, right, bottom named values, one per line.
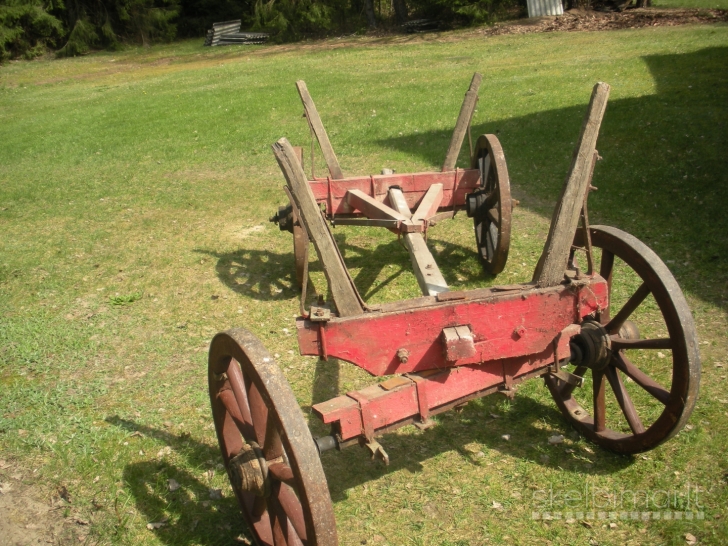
left=207, top=81, right=700, bottom=546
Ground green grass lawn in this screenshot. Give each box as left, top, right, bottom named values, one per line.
left=655, top=0, right=728, bottom=9
left=1, top=20, right=728, bottom=546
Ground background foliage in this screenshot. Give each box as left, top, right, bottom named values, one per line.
left=0, top=0, right=527, bottom=61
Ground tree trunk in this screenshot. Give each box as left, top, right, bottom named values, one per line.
left=392, top=0, right=408, bottom=24
left=365, top=0, right=377, bottom=28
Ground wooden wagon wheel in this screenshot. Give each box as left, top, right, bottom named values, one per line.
left=467, top=134, right=512, bottom=275
left=209, top=329, right=337, bottom=545
left=546, top=226, right=700, bottom=454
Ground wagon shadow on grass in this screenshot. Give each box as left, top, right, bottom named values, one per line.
left=106, top=395, right=633, bottom=544
left=107, top=416, right=254, bottom=545
left=196, top=233, right=487, bottom=305
left=107, top=390, right=633, bottom=543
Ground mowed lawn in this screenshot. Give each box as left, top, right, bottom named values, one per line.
left=1, top=19, right=728, bottom=546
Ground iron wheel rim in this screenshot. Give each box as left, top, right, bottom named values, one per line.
left=470, top=134, right=511, bottom=275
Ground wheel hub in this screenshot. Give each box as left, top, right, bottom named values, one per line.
left=571, top=320, right=611, bottom=370
left=228, top=441, right=270, bottom=497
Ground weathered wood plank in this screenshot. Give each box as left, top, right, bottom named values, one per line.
left=411, top=183, right=444, bottom=223
left=346, top=190, right=409, bottom=221
left=533, top=82, right=611, bottom=287
left=330, top=218, right=400, bottom=229
left=295, top=81, right=345, bottom=180
left=442, top=73, right=482, bottom=172
left=388, top=188, right=449, bottom=296
left=272, top=138, right=363, bottom=316
left=386, top=187, right=412, bottom=219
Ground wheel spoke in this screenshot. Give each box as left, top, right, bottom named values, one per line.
left=486, top=207, right=500, bottom=226
left=483, top=190, right=499, bottom=210
left=227, top=359, right=254, bottom=428
left=268, top=462, right=296, bottom=487
left=218, top=409, right=244, bottom=459
left=217, top=388, right=255, bottom=439
left=263, top=418, right=284, bottom=461
left=249, top=499, right=275, bottom=545
left=275, top=482, right=308, bottom=543
left=247, top=380, right=270, bottom=447
left=612, top=353, right=670, bottom=405
left=610, top=337, right=672, bottom=351
left=599, top=248, right=614, bottom=282
left=253, top=496, right=268, bottom=518
left=605, top=282, right=650, bottom=334
left=560, top=365, right=588, bottom=398
left=271, top=493, right=301, bottom=546
left=485, top=229, right=495, bottom=260
left=270, top=501, right=288, bottom=546
left=598, top=249, right=614, bottom=323
left=480, top=154, right=492, bottom=187
left=605, top=366, right=645, bottom=434
left=593, top=370, right=606, bottom=433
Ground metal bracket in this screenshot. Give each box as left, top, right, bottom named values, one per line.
left=548, top=369, right=584, bottom=388
left=309, top=306, right=331, bottom=322
left=317, top=321, right=328, bottom=361
left=404, top=374, right=435, bottom=430
left=365, top=439, right=390, bottom=465
left=499, top=362, right=516, bottom=399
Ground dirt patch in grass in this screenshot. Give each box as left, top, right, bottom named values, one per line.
left=0, top=461, right=79, bottom=544
left=488, top=7, right=728, bottom=35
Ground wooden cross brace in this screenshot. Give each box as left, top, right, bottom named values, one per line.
left=345, top=185, right=449, bottom=297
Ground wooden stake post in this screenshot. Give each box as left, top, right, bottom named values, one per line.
left=442, top=73, right=482, bottom=172
left=533, top=82, right=610, bottom=287
left=272, top=138, right=363, bottom=317
left=296, top=80, right=345, bottom=180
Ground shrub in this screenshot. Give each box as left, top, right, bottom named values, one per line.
left=0, top=0, right=64, bottom=61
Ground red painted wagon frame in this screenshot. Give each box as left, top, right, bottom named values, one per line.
left=208, top=82, right=700, bottom=546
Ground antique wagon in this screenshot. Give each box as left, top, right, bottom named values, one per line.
left=207, top=80, right=700, bottom=545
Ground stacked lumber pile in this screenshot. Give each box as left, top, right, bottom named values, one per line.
left=402, top=19, right=439, bottom=33
left=204, top=20, right=268, bottom=47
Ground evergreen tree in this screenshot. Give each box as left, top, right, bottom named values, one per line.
left=0, top=0, right=64, bottom=61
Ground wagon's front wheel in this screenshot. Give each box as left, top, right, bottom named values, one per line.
left=546, top=226, right=700, bottom=454
left=467, top=134, right=512, bottom=275
left=209, top=329, right=337, bottom=545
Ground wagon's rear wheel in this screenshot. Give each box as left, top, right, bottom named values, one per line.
left=209, top=329, right=337, bottom=545
left=467, top=134, right=512, bottom=275
left=546, top=226, right=700, bottom=454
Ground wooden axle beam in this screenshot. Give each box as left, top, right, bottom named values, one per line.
left=313, top=327, right=576, bottom=443
left=297, top=276, right=608, bottom=376
left=306, top=169, right=480, bottom=217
